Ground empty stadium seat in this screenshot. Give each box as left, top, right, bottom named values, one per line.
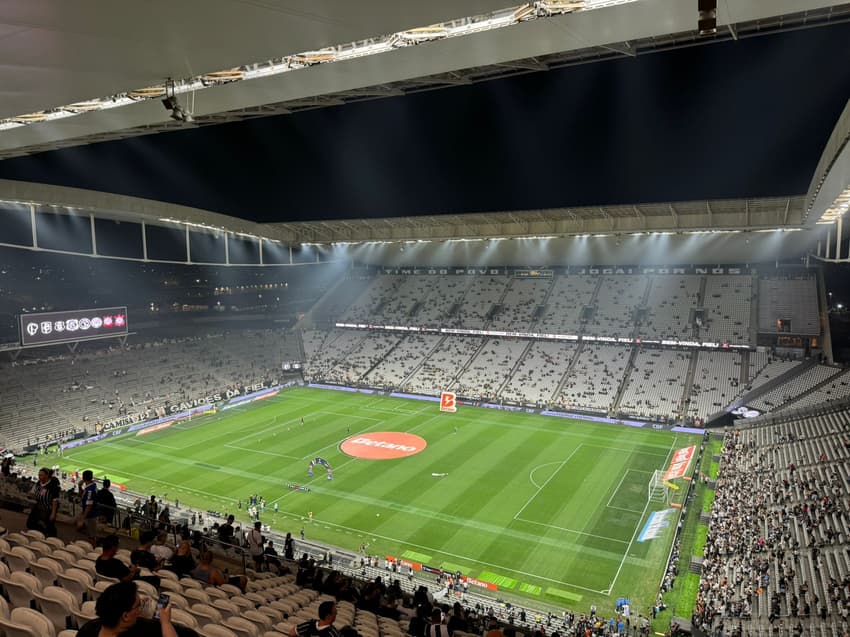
left=202, top=625, right=238, bottom=637
left=33, top=585, right=79, bottom=633
left=223, top=615, right=261, bottom=637
left=0, top=606, right=57, bottom=637
left=188, top=603, right=223, bottom=628
left=0, top=571, right=42, bottom=609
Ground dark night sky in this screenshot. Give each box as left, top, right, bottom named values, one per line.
left=0, top=21, right=849, bottom=223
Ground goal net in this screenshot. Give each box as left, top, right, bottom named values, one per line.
left=648, top=469, right=669, bottom=503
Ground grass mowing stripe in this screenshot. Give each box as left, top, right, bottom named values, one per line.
left=478, top=571, right=518, bottom=589
left=546, top=588, right=583, bottom=603
left=402, top=551, right=432, bottom=563
left=57, top=386, right=701, bottom=617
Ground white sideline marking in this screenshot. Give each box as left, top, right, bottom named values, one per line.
left=513, top=517, right=630, bottom=544
left=527, top=461, right=563, bottom=490
left=605, top=468, right=652, bottom=509
left=223, top=444, right=301, bottom=460
left=513, top=444, right=583, bottom=520
left=127, top=438, right=183, bottom=451
left=321, top=411, right=383, bottom=422
left=606, top=436, right=679, bottom=593
left=272, top=504, right=608, bottom=594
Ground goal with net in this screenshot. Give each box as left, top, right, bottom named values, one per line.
left=648, top=469, right=669, bottom=503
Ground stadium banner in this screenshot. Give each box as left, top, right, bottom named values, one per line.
left=465, top=576, right=498, bottom=591
left=307, top=383, right=376, bottom=394
left=224, top=384, right=284, bottom=408
left=664, top=445, right=696, bottom=480
left=440, top=391, right=457, bottom=413
left=389, top=392, right=441, bottom=402
left=637, top=508, right=677, bottom=542
left=378, top=265, right=753, bottom=276
left=334, top=322, right=750, bottom=351
left=166, top=380, right=277, bottom=414
left=136, top=421, right=177, bottom=436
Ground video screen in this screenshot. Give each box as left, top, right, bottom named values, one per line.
left=19, top=306, right=128, bottom=346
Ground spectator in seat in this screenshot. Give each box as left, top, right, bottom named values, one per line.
left=165, top=540, right=196, bottom=578
left=190, top=550, right=247, bottom=593
left=97, top=534, right=161, bottom=588
left=131, top=530, right=163, bottom=571
left=290, top=600, right=340, bottom=637
left=76, top=580, right=196, bottom=637
left=264, top=539, right=282, bottom=573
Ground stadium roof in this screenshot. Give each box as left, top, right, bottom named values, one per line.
left=0, top=0, right=847, bottom=160
left=0, top=0, right=848, bottom=256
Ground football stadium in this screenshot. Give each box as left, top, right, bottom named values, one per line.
left=0, top=2, right=849, bottom=637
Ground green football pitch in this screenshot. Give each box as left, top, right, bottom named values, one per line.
left=56, top=386, right=700, bottom=613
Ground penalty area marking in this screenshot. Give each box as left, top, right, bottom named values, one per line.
left=605, top=468, right=655, bottom=514
left=606, top=435, right=678, bottom=593
left=514, top=444, right=583, bottom=520
left=528, top=461, right=566, bottom=490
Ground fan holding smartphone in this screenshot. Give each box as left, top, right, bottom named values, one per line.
left=154, top=593, right=170, bottom=620
left=75, top=581, right=196, bottom=636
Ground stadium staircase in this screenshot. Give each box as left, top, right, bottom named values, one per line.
left=688, top=556, right=704, bottom=575
left=481, top=277, right=514, bottom=330
left=771, top=367, right=850, bottom=412
left=611, top=347, right=640, bottom=416
left=748, top=271, right=759, bottom=346
left=447, top=336, right=489, bottom=392
left=549, top=343, right=584, bottom=404
left=495, top=340, right=535, bottom=398
left=293, top=330, right=306, bottom=362
left=739, top=350, right=750, bottom=384
left=679, top=351, right=699, bottom=419
left=360, top=335, right=405, bottom=381
left=293, top=276, right=352, bottom=330
left=693, top=276, right=708, bottom=340
left=399, top=335, right=448, bottom=387
left=726, top=358, right=817, bottom=412
left=816, top=267, right=835, bottom=363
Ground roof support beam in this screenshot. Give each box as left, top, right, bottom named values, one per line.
left=669, top=204, right=679, bottom=228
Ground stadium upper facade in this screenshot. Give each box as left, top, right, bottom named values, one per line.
left=0, top=1, right=847, bottom=265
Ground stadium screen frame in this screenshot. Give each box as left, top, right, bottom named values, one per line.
left=19, top=306, right=129, bottom=347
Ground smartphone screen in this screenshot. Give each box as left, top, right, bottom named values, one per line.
left=154, top=593, right=170, bottom=619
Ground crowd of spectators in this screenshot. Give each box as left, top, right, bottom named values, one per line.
left=694, top=409, right=850, bottom=636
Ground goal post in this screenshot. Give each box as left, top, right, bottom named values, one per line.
left=648, top=470, right=669, bottom=503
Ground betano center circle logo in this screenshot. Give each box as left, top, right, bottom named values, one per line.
left=340, top=432, right=427, bottom=460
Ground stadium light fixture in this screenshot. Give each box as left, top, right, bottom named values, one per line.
left=0, top=1, right=640, bottom=132
left=817, top=187, right=850, bottom=225
left=162, top=82, right=194, bottom=123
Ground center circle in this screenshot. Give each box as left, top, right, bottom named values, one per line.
left=340, top=431, right=427, bottom=459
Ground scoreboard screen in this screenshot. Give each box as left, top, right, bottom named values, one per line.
left=19, top=307, right=128, bottom=346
